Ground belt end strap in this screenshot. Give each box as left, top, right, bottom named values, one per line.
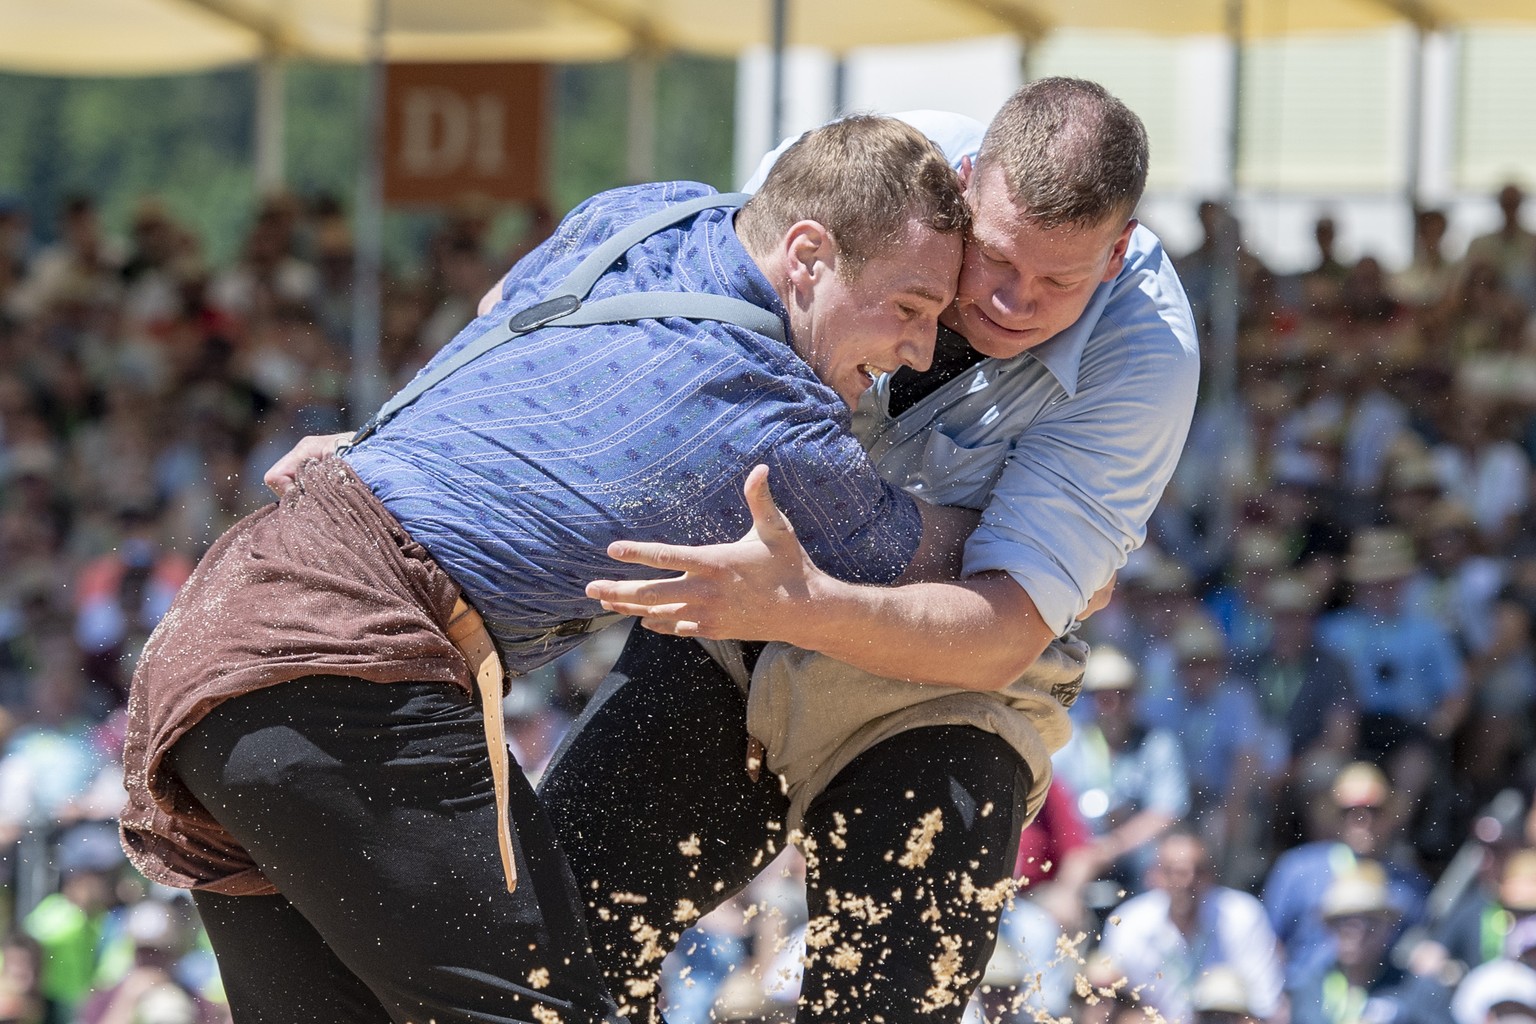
left=447, top=598, right=518, bottom=894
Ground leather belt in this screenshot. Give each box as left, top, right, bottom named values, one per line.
left=445, top=597, right=518, bottom=893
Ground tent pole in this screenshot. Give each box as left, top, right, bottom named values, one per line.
left=350, top=0, right=387, bottom=422
left=254, top=44, right=285, bottom=192
left=1405, top=23, right=1426, bottom=213
left=770, top=0, right=787, bottom=143
left=1208, top=0, right=1245, bottom=558
left=1225, top=0, right=1244, bottom=197
left=626, top=50, right=658, bottom=183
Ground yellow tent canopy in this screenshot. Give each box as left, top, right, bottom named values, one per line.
left=8, top=0, right=1526, bottom=77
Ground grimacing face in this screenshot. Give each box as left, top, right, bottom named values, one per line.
left=796, top=217, right=962, bottom=407
left=946, top=162, right=1135, bottom=360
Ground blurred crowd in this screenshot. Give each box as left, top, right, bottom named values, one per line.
left=0, top=176, right=1535, bottom=1024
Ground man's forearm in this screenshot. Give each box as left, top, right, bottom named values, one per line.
left=781, top=570, right=1056, bottom=690
left=587, top=467, right=1060, bottom=687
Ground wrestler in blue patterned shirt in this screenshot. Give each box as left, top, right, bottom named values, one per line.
left=346, top=180, right=926, bottom=673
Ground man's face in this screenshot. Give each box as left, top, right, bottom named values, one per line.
left=948, top=163, right=1133, bottom=360
left=799, top=217, right=961, bottom=407
left=1155, top=835, right=1212, bottom=918
left=1339, top=804, right=1386, bottom=856
left=1330, top=913, right=1394, bottom=969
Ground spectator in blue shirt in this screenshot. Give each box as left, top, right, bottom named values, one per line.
left=1318, top=528, right=1469, bottom=833
left=1264, top=762, right=1431, bottom=989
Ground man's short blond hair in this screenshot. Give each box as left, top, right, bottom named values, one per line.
left=977, top=77, right=1148, bottom=230
left=739, top=114, right=968, bottom=276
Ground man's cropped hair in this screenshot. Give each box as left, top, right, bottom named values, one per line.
left=977, top=77, right=1149, bottom=229
left=740, top=114, right=969, bottom=275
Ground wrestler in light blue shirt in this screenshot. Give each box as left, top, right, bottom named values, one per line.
left=750, top=113, right=1200, bottom=634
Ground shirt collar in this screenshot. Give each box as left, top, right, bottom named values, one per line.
left=699, top=207, right=792, bottom=341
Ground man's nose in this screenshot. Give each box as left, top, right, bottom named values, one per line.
left=995, top=281, right=1037, bottom=321
left=900, top=323, right=936, bottom=373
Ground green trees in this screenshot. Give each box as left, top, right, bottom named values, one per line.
left=0, top=56, right=734, bottom=267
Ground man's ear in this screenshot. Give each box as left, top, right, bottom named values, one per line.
left=958, top=155, right=974, bottom=188
left=1101, top=220, right=1137, bottom=282
left=783, top=220, right=834, bottom=302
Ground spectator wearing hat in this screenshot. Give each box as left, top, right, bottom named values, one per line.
left=1191, top=965, right=1266, bottom=1024
left=1083, top=548, right=1200, bottom=711
left=1451, top=914, right=1536, bottom=1024
left=1051, top=645, right=1191, bottom=907
left=1383, top=455, right=1447, bottom=542
left=1318, top=528, right=1468, bottom=832
left=1207, top=527, right=1293, bottom=661
left=1238, top=575, right=1357, bottom=792
left=1264, top=763, right=1431, bottom=989
left=1143, top=612, right=1282, bottom=878
left=1098, top=831, right=1285, bottom=1024
left=1290, top=863, right=1449, bottom=1024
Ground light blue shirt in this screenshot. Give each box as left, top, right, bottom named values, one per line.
left=752, top=112, right=1200, bottom=634
left=1315, top=606, right=1465, bottom=721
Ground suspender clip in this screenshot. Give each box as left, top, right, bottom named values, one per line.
left=507, top=294, right=582, bottom=333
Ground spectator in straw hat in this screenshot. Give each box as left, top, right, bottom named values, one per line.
left=1052, top=645, right=1191, bottom=909
left=1240, top=574, right=1356, bottom=776
left=1089, top=547, right=1199, bottom=710
left=1319, top=528, right=1469, bottom=829
left=1145, top=612, right=1282, bottom=877
left=1264, top=763, right=1431, bottom=989
left=1207, top=527, right=1292, bottom=660
left=1239, top=573, right=1358, bottom=850
left=1289, top=862, right=1450, bottom=1024
left=1191, top=965, right=1264, bottom=1024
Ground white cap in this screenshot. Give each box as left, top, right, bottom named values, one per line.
left=1452, top=961, right=1536, bottom=1024
left=1191, top=966, right=1253, bottom=1016
left=1082, top=646, right=1137, bottom=692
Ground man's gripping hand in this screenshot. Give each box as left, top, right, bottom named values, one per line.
left=263, top=432, right=353, bottom=498
left=586, top=465, right=829, bottom=643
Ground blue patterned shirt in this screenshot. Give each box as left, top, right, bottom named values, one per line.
left=346, top=181, right=922, bottom=672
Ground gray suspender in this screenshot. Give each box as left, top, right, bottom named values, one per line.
left=348, top=192, right=781, bottom=447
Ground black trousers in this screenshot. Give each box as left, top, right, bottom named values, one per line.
left=538, top=630, right=1030, bottom=1024
left=169, top=676, right=626, bottom=1024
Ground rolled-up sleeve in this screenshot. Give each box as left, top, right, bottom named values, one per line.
left=963, top=295, right=1199, bottom=633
